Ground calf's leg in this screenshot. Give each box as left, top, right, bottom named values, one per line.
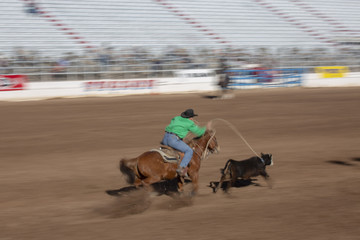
left=260, top=170, right=272, bottom=188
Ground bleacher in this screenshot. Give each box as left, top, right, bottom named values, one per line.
left=0, top=0, right=83, bottom=54
left=167, top=0, right=326, bottom=46
left=1, top=0, right=359, bottom=80
left=256, top=0, right=360, bottom=40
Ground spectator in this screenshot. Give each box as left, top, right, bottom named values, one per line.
left=0, top=55, right=10, bottom=74
left=217, top=59, right=230, bottom=87
left=151, top=58, right=162, bottom=76
left=217, top=58, right=233, bottom=99
left=51, top=58, right=69, bottom=75
left=25, top=1, right=40, bottom=15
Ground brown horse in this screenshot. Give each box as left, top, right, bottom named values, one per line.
left=119, top=130, right=219, bottom=194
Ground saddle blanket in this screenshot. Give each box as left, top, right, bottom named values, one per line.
left=150, top=147, right=180, bottom=163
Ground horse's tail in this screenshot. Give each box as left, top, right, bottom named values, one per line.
left=119, top=158, right=137, bottom=184
left=220, top=159, right=232, bottom=175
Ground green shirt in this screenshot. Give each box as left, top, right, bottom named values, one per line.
left=165, top=116, right=206, bottom=139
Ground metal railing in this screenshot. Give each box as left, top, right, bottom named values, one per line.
left=1, top=45, right=360, bottom=81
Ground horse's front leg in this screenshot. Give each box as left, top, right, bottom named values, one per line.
left=189, top=172, right=199, bottom=196
left=177, top=175, right=185, bottom=193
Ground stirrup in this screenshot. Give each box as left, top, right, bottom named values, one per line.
left=176, top=167, right=188, bottom=178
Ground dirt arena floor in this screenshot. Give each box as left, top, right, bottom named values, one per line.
left=1, top=87, right=359, bottom=240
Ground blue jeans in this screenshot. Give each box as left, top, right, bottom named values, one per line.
left=162, top=132, right=193, bottom=168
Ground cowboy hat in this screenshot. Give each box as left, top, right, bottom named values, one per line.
left=181, top=109, right=198, bottom=118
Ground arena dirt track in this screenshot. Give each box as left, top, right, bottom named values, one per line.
left=1, top=87, right=359, bottom=240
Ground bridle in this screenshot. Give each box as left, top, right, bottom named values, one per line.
left=192, top=130, right=217, bottom=160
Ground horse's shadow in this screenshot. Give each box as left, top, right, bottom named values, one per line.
left=106, top=178, right=260, bottom=196
left=106, top=178, right=186, bottom=197
left=208, top=179, right=260, bottom=193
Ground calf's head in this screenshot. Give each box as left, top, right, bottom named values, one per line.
left=261, top=153, right=273, bottom=166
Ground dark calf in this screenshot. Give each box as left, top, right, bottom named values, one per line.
left=214, top=153, right=273, bottom=192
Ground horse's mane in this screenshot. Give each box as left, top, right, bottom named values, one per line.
left=184, top=130, right=213, bottom=147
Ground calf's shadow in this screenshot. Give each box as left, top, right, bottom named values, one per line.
left=208, top=179, right=260, bottom=193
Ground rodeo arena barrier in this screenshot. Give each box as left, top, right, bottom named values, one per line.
left=1, top=62, right=360, bottom=101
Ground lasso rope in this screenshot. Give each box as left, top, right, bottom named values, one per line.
left=210, top=118, right=260, bottom=158
left=192, top=119, right=217, bottom=160
left=191, top=129, right=216, bottom=160
left=202, top=129, right=216, bottom=160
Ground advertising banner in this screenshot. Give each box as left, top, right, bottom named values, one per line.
left=84, top=79, right=155, bottom=91
left=174, top=69, right=215, bottom=79
left=0, top=75, right=27, bottom=91
left=315, top=66, right=348, bottom=78
left=227, top=68, right=303, bottom=88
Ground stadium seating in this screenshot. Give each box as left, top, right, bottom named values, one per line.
left=0, top=0, right=359, bottom=80
left=1, top=0, right=359, bottom=56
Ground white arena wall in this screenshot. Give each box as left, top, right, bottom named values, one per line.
left=303, top=72, right=360, bottom=88
left=0, top=71, right=360, bottom=102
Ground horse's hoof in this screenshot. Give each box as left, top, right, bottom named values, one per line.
left=180, top=191, right=196, bottom=198
left=190, top=191, right=197, bottom=197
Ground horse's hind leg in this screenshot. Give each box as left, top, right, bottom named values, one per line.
left=132, top=176, right=155, bottom=190
left=134, top=178, right=143, bottom=188
left=141, top=176, right=162, bottom=193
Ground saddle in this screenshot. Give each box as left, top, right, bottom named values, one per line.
left=151, top=145, right=183, bottom=163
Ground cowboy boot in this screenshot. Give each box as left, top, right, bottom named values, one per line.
left=176, top=166, right=188, bottom=178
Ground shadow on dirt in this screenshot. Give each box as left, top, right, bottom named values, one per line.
left=202, top=95, right=220, bottom=99
left=352, top=157, right=360, bottom=162
left=97, top=188, right=152, bottom=218
left=101, top=178, right=195, bottom=218
left=326, top=160, right=354, bottom=166
left=106, top=178, right=180, bottom=197
left=208, top=179, right=260, bottom=193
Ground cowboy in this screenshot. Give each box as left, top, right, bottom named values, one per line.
left=162, top=109, right=211, bottom=177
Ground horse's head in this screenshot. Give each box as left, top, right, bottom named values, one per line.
left=205, top=130, right=220, bottom=154
left=189, top=130, right=220, bottom=159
